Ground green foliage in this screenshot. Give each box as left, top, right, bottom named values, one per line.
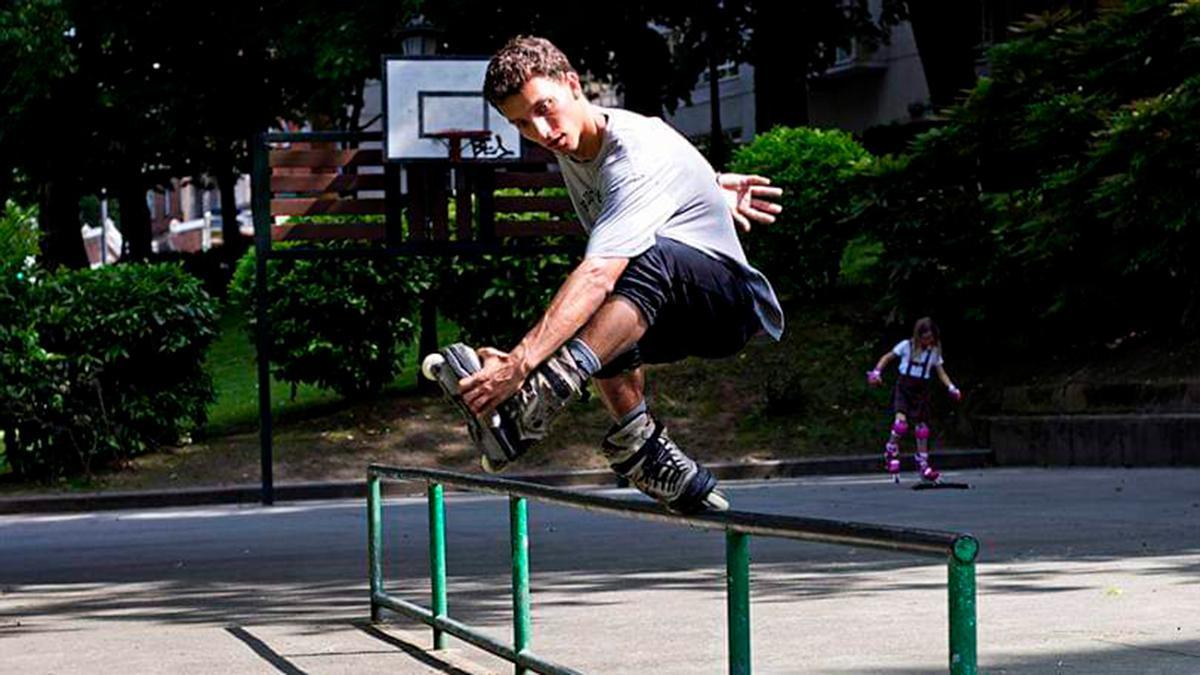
left=729, top=126, right=872, bottom=299
left=851, top=0, right=1200, bottom=341
left=2, top=263, right=218, bottom=480
left=0, top=0, right=74, bottom=126
left=433, top=250, right=576, bottom=348
left=0, top=200, right=39, bottom=270
left=230, top=243, right=432, bottom=398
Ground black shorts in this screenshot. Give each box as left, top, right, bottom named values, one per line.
left=594, top=236, right=761, bottom=380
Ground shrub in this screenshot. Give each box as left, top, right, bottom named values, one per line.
left=0, top=200, right=39, bottom=270
left=230, top=242, right=431, bottom=398
left=433, top=185, right=579, bottom=349
left=851, top=0, right=1200, bottom=343
left=4, top=263, right=218, bottom=479
left=432, top=249, right=576, bottom=349
left=728, top=126, right=872, bottom=300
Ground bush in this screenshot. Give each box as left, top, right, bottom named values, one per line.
left=851, top=0, right=1200, bottom=344
left=434, top=186, right=579, bottom=349
left=0, top=200, right=39, bottom=269
left=230, top=242, right=431, bottom=398
left=432, top=249, right=576, bottom=348
left=3, top=263, right=218, bottom=479
left=728, top=127, right=872, bottom=300
left=0, top=201, right=43, bottom=473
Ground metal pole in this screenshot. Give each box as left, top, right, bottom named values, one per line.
left=251, top=132, right=274, bottom=505
left=948, top=535, right=979, bottom=675
left=368, top=473, right=383, bottom=623
left=510, top=496, right=531, bottom=675
left=726, top=530, right=752, bottom=675
left=428, top=483, right=448, bottom=650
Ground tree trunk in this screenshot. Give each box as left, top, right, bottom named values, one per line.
left=119, top=170, right=153, bottom=261
left=215, top=159, right=246, bottom=260
left=751, top=4, right=810, bottom=132
left=707, top=57, right=727, bottom=169
left=616, top=26, right=669, bottom=116
left=753, top=57, right=809, bottom=132
left=906, top=1, right=980, bottom=110
left=38, top=177, right=89, bottom=269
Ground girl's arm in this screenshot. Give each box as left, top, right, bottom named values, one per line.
left=934, top=364, right=962, bottom=400
left=874, top=351, right=896, bottom=372
left=867, top=352, right=895, bottom=385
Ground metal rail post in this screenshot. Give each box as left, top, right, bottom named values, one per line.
left=368, top=474, right=383, bottom=623
left=510, top=496, right=531, bottom=675
left=428, top=483, right=448, bottom=650
left=726, top=530, right=752, bottom=675
left=948, top=535, right=979, bottom=675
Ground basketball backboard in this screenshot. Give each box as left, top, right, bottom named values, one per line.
left=383, top=56, right=522, bottom=162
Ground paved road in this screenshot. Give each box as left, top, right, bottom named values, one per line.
left=1, top=467, right=1198, bottom=673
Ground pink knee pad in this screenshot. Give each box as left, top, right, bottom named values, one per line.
left=891, top=419, right=909, bottom=436
left=915, top=423, right=930, bottom=440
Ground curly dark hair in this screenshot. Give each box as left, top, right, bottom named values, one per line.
left=484, top=36, right=576, bottom=105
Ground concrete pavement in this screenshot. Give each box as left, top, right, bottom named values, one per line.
left=1, top=467, right=1198, bottom=673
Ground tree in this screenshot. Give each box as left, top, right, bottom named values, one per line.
left=905, top=1, right=981, bottom=110
left=745, top=1, right=908, bottom=132
left=0, top=0, right=89, bottom=268
left=854, top=0, right=1200, bottom=343
left=2, top=0, right=421, bottom=268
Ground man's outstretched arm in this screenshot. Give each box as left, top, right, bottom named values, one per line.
left=460, top=256, right=628, bottom=415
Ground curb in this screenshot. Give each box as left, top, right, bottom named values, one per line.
left=0, top=449, right=994, bottom=515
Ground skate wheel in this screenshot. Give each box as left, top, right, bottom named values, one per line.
left=703, top=490, right=730, bottom=512
left=421, top=353, right=445, bottom=382
left=480, top=454, right=508, bottom=474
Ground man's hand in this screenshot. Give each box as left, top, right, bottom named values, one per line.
left=718, top=173, right=784, bottom=232
left=460, top=347, right=528, bottom=416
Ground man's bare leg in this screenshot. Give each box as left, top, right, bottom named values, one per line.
left=595, top=369, right=644, bottom=420
left=577, top=298, right=725, bottom=513
left=576, top=295, right=647, bottom=365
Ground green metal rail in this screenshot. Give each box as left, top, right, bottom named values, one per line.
left=367, top=465, right=979, bottom=675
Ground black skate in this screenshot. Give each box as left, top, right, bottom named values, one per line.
left=422, top=342, right=586, bottom=473
left=602, top=411, right=729, bottom=514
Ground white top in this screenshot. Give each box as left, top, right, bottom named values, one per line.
left=892, top=340, right=943, bottom=379
left=556, top=107, right=783, bottom=340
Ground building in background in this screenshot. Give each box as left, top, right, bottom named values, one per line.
left=665, top=18, right=930, bottom=143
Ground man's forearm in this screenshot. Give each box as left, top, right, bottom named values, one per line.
left=511, top=258, right=625, bottom=375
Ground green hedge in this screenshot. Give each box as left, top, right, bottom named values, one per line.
left=432, top=248, right=576, bottom=349
left=850, top=0, right=1200, bottom=343
left=2, top=261, right=218, bottom=480
left=728, top=127, right=872, bottom=300
left=230, top=242, right=432, bottom=398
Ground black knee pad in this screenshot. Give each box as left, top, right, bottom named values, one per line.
left=594, top=346, right=642, bottom=380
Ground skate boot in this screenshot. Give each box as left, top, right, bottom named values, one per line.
left=884, top=441, right=901, bottom=483
left=915, top=452, right=940, bottom=483
left=422, top=343, right=586, bottom=473
left=602, top=410, right=729, bottom=514
left=914, top=424, right=939, bottom=483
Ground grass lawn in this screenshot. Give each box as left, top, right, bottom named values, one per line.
left=201, top=307, right=459, bottom=437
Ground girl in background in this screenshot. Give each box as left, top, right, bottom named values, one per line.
left=867, top=317, right=961, bottom=483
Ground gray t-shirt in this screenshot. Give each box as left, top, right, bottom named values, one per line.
left=557, top=107, right=784, bottom=340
